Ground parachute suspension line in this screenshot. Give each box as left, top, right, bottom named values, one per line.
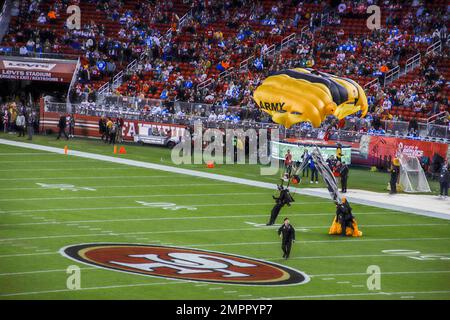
left=310, top=146, right=342, bottom=204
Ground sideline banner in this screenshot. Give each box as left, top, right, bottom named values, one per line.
left=39, top=112, right=187, bottom=140
left=358, top=135, right=448, bottom=165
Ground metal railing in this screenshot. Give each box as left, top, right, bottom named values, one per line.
left=427, top=111, right=449, bottom=124
left=381, top=120, right=449, bottom=140
left=66, top=57, right=81, bottom=113
left=44, top=99, right=449, bottom=143
left=404, top=53, right=421, bottom=74
left=383, top=65, right=400, bottom=86
left=383, top=40, right=442, bottom=87
left=364, top=78, right=380, bottom=89
left=0, top=0, right=12, bottom=42
left=0, top=46, right=79, bottom=60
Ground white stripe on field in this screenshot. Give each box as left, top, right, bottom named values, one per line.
left=0, top=153, right=52, bottom=156
left=255, top=290, right=450, bottom=300
left=0, top=160, right=99, bottom=163
left=0, top=224, right=449, bottom=242
left=0, top=192, right=269, bottom=202
left=0, top=175, right=177, bottom=181
left=309, top=270, right=450, bottom=277
left=0, top=281, right=186, bottom=297
left=0, top=167, right=144, bottom=172
left=0, top=183, right=232, bottom=191
left=0, top=201, right=336, bottom=215
left=1, top=216, right=446, bottom=228
left=0, top=211, right=393, bottom=226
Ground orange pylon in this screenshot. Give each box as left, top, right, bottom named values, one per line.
left=113, top=145, right=118, bottom=154
left=64, top=146, right=68, bottom=155
left=119, top=146, right=127, bottom=154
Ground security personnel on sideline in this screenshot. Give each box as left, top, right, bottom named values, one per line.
left=267, top=185, right=294, bottom=226
left=56, top=114, right=69, bottom=140
left=336, top=143, right=343, bottom=162
left=278, top=218, right=296, bottom=259
left=339, top=161, right=349, bottom=193
left=389, top=158, right=400, bottom=194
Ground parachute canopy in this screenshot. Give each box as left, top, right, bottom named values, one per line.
left=253, top=68, right=368, bottom=128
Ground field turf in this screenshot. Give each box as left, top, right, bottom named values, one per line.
left=0, top=136, right=449, bottom=300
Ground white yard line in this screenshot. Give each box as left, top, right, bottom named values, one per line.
left=0, top=192, right=269, bottom=202
left=0, top=160, right=99, bottom=163
left=1, top=218, right=446, bottom=229
left=255, top=290, right=450, bottom=300
left=0, top=153, right=52, bottom=156
left=0, top=201, right=335, bottom=215
left=1, top=138, right=448, bottom=220
left=0, top=211, right=400, bottom=226
left=0, top=225, right=449, bottom=242
left=0, top=281, right=186, bottom=297
left=0, top=267, right=97, bottom=276
left=0, top=183, right=230, bottom=191
left=0, top=175, right=176, bottom=181
left=310, top=270, right=450, bottom=277
left=0, top=167, right=140, bottom=172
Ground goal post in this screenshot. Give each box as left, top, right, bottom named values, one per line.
left=398, top=154, right=431, bottom=193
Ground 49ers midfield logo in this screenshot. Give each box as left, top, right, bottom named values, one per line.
left=61, top=244, right=309, bottom=286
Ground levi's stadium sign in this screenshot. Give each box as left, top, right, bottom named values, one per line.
left=0, top=56, right=77, bottom=83
left=61, top=243, right=310, bottom=286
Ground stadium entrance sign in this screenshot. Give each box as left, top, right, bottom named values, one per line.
left=61, top=243, right=309, bottom=286
left=0, top=56, right=77, bottom=83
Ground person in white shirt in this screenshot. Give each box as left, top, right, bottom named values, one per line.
left=37, top=13, right=47, bottom=24
left=382, top=99, right=392, bottom=110
left=151, top=105, right=162, bottom=115
left=16, top=113, right=26, bottom=137
left=19, top=46, right=28, bottom=55
left=208, top=112, right=217, bottom=122
left=217, top=113, right=226, bottom=121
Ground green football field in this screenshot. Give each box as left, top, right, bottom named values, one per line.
left=0, top=136, right=449, bottom=300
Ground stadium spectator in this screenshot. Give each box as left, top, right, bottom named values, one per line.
left=438, top=162, right=449, bottom=199
left=56, top=114, right=69, bottom=140
left=15, top=112, right=26, bottom=137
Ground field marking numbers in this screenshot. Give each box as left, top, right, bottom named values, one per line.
left=382, top=249, right=450, bottom=261
left=36, top=183, right=96, bottom=192
left=136, top=201, right=197, bottom=211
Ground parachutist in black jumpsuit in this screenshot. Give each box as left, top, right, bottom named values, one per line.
left=266, top=186, right=294, bottom=226
left=336, top=201, right=354, bottom=236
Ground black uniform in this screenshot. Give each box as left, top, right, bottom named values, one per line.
left=99, top=118, right=107, bottom=141
left=267, top=187, right=294, bottom=225
left=439, top=166, right=450, bottom=197
left=278, top=223, right=296, bottom=259
left=390, top=164, right=400, bottom=194
left=336, top=201, right=353, bottom=236
left=56, top=115, right=69, bottom=140
left=340, top=164, right=349, bottom=193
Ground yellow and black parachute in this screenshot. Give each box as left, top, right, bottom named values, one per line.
left=253, top=68, right=368, bottom=128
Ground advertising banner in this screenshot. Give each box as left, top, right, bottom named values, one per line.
left=357, top=135, right=448, bottom=165
left=271, top=140, right=352, bottom=164
left=0, top=57, right=77, bottom=83
left=39, top=112, right=187, bottom=140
